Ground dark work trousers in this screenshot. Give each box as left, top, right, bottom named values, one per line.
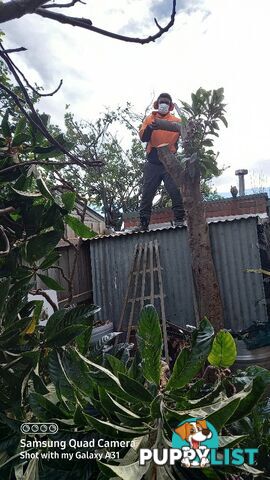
left=140, top=161, right=185, bottom=224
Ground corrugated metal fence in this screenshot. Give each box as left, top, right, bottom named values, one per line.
left=89, top=217, right=268, bottom=331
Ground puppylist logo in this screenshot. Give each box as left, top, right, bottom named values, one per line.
left=139, top=418, right=258, bottom=468
left=172, top=418, right=217, bottom=467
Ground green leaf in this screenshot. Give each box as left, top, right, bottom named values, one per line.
left=208, top=330, right=237, bottom=368
left=1, top=110, right=11, bottom=138
left=118, top=373, right=153, bottom=403
left=137, top=305, right=162, bottom=386
left=29, top=392, right=65, bottom=420
left=75, top=350, right=139, bottom=404
left=245, top=365, right=270, bottom=386
left=0, top=277, right=10, bottom=316
left=0, top=316, right=34, bottom=342
left=25, top=300, right=43, bottom=334
left=165, top=384, right=252, bottom=431
left=206, top=396, right=241, bottom=431
left=37, top=273, right=64, bottom=291
left=14, top=117, right=27, bottom=137
left=150, top=394, right=162, bottom=418
left=76, top=326, right=93, bottom=355
left=59, top=348, right=97, bottom=398
left=218, top=435, right=247, bottom=448
left=12, top=132, right=31, bottom=147
left=212, top=121, right=220, bottom=130
left=65, top=214, right=97, bottom=239
left=98, top=459, right=151, bottom=480
left=31, top=371, right=49, bottom=395
left=228, top=376, right=267, bottom=423
left=99, top=388, right=140, bottom=418
left=39, top=250, right=60, bottom=270
left=85, top=415, right=150, bottom=439
left=45, top=304, right=99, bottom=338
left=21, top=456, right=39, bottom=480
left=234, top=462, right=264, bottom=476
left=220, top=116, right=228, bottom=128
left=43, top=308, right=65, bottom=334
left=166, top=317, right=214, bottom=391
left=203, top=139, right=214, bottom=147
left=62, top=191, right=76, bottom=212
left=106, top=354, right=127, bottom=375
left=26, top=230, right=62, bottom=263
left=11, top=187, right=42, bottom=197
left=48, top=350, right=76, bottom=402
left=45, top=324, right=88, bottom=346
left=36, top=177, right=54, bottom=201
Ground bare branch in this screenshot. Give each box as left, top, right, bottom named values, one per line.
left=0, top=160, right=72, bottom=175
left=1, top=47, right=27, bottom=54
left=36, top=0, right=176, bottom=44
left=0, top=46, right=63, bottom=98
left=0, top=0, right=176, bottom=45
left=154, top=18, right=163, bottom=31
left=50, top=265, right=70, bottom=284
left=42, top=0, right=85, bottom=8
left=0, top=226, right=10, bottom=256
left=0, top=0, right=49, bottom=23
left=61, top=235, right=79, bottom=250
left=30, top=288, right=58, bottom=311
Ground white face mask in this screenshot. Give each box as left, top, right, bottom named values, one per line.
left=158, top=103, right=170, bottom=115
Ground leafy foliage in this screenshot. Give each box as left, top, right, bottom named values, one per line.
left=208, top=330, right=237, bottom=368
left=0, top=302, right=267, bottom=479
left=178, top=87, right=228, bottom=181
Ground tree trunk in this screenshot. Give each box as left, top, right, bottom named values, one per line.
left=157, top=144, right=224, bottom=331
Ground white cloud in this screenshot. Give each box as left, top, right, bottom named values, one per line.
left=2, top=0, right=270, bottom=194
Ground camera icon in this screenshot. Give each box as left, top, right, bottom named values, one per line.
left=20, top=423, right=58, bottom=434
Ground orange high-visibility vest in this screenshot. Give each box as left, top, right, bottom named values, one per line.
left=139, top=111, right=181, bottom=153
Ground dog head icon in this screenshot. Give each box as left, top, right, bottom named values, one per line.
left=175, top=419, right=212, bottom=450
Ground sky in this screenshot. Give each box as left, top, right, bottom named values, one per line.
left=2, top=0, right=270, bottom=194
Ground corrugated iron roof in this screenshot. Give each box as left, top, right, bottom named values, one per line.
left=90, top=213, right=268, bottom=241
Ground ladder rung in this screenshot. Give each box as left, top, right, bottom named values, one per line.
left=132, top=267, right=163, bottom=274
left=127, top=294, right=166, bottom=303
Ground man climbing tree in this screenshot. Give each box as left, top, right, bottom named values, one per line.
left=136, top=92, right=185, bottom=231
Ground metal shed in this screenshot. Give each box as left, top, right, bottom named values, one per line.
left=89, top=216, right=268, bottom=331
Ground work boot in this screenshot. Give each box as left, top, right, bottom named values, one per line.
left=132, top=219, right=149, bottom=232
left=174, top=219, right=185, bottom=228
